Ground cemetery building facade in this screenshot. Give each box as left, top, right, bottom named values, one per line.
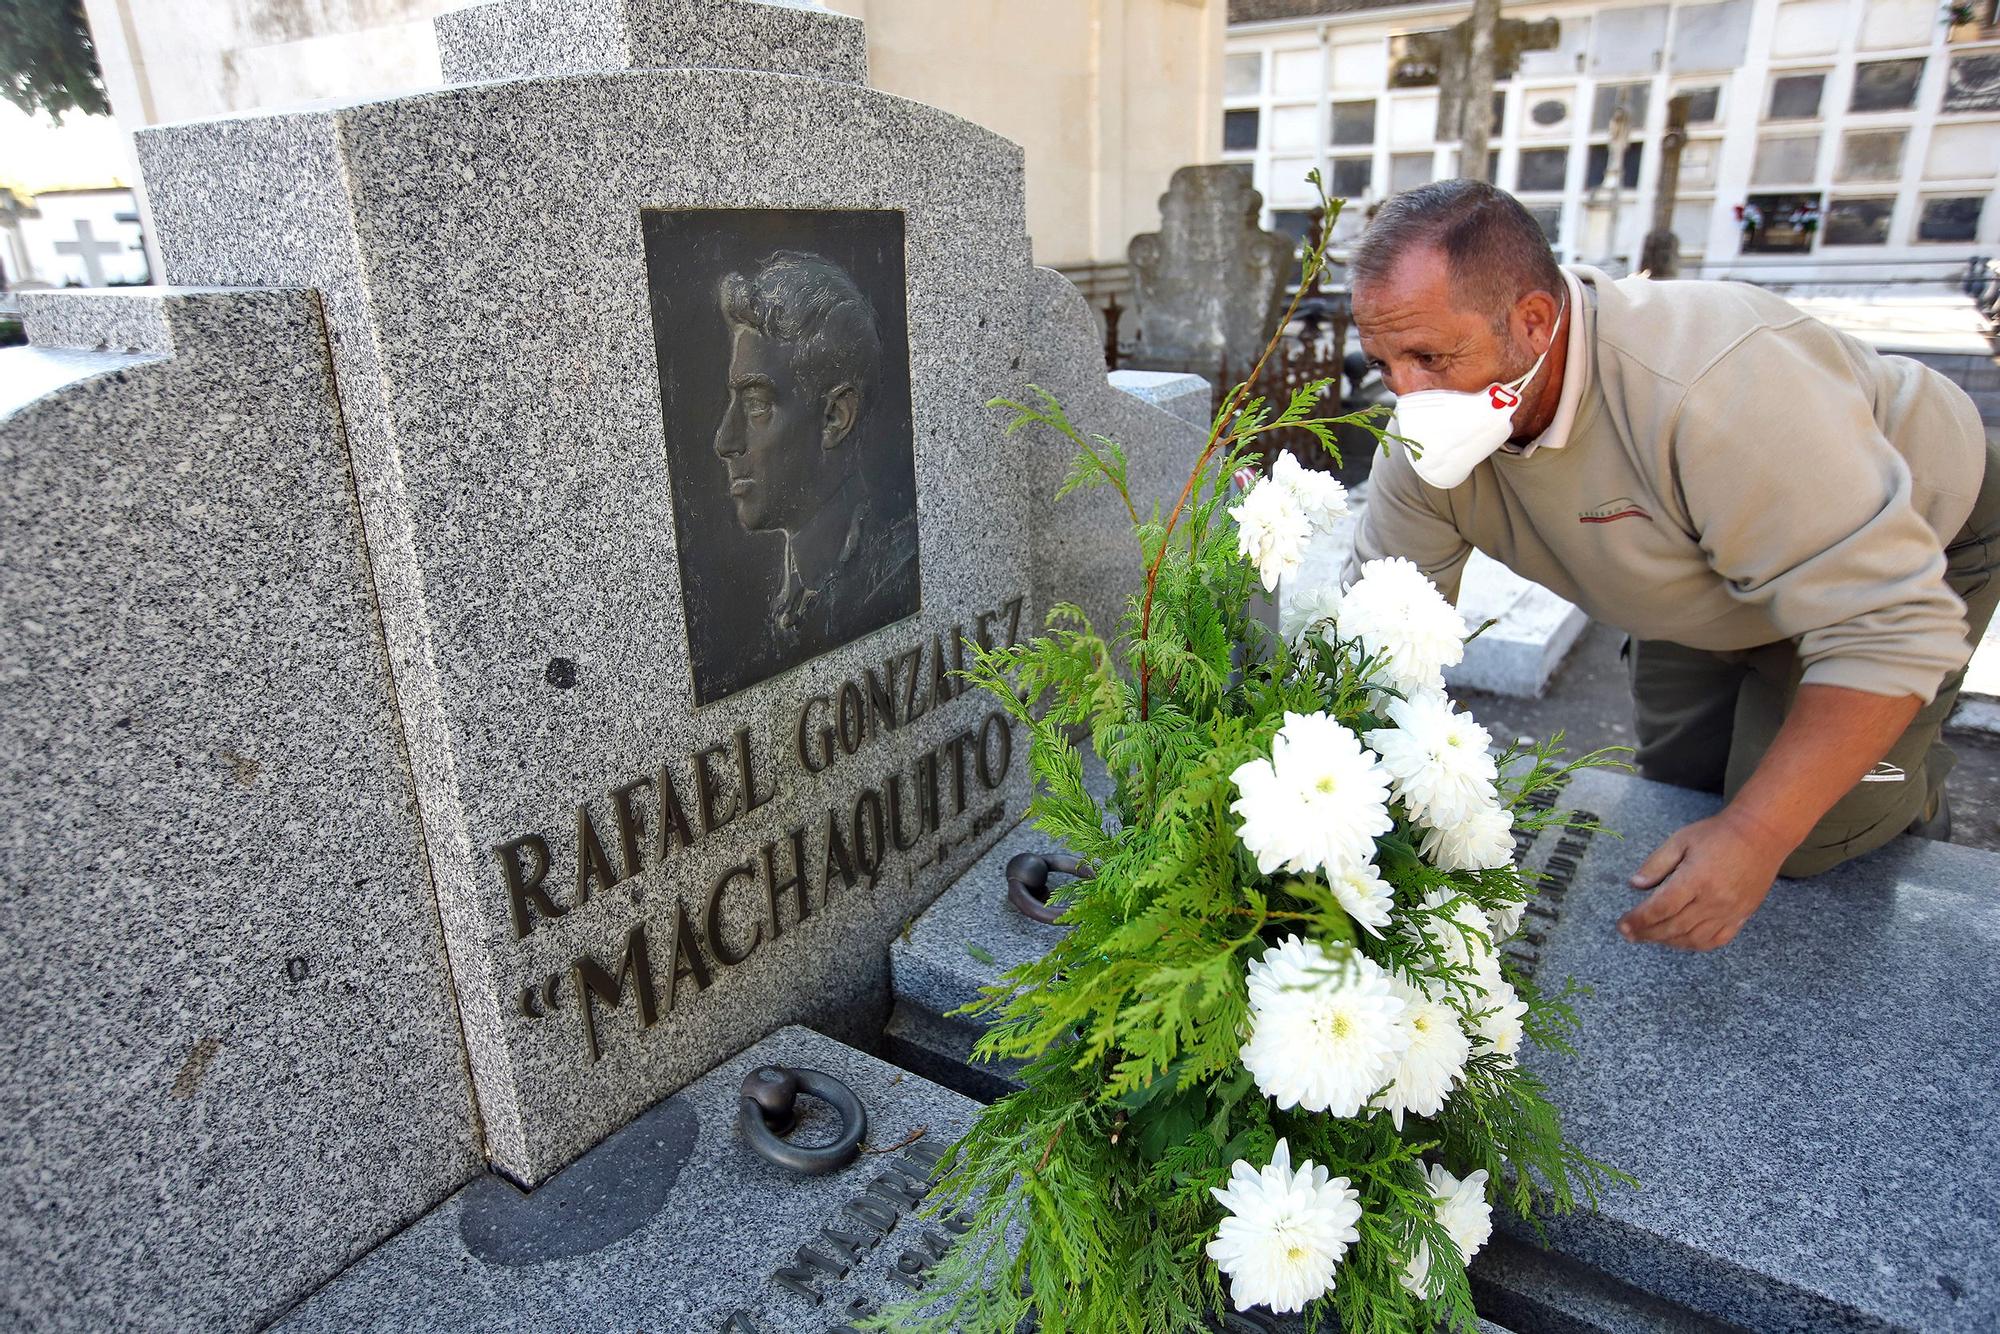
left=1225, top=0, right=2000, bottom=284
left=77, top=0, right=1228, bottom=268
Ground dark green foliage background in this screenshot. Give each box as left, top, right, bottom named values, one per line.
left=2, top=0, right=108, bottom=122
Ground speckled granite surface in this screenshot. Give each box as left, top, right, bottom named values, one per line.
left=125, top=8, right=1211, bottom=1187
left=0, top=288, right=481, bottom=1331
left=276, top=1026, right=986, bottom=1331
left=1511, top=767, right=2000, bottom=1333
left=1019, top=265, right=1214, bottom=643
left=436, top=0, right=870, bottom=87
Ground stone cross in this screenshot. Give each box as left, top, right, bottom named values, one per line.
left=1433, top=13, right=1560, bottom=144
left=52, top=219, right=125, bottom=286
left=1640, top=94, right=1692, bottom=278
left=1587, top=90, right=1636, bottom=270
left=1455, top=0, right=1503, bottom=182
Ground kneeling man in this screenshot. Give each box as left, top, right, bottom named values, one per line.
left=1346, top=179, right=1998, bottom=951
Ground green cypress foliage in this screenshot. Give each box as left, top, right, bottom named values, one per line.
left=873, top=176, right=1630, bottom=1334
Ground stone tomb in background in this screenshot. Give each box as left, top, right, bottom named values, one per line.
left=0, top=0, right=1211, bottom=1326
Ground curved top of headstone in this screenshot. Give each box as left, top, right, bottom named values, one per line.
left=1125, top=164, right=1292, bottom=374
left=436, top=0, right=869, bottom=87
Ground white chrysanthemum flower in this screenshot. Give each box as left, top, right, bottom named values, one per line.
left=1400, top=1164, right=1495, bottom=1296
left=1404, top=890, right=1498, bottom=979
left=1208, top=1138, right=1363, bottom=1313
left=1230, top=712, right=1393, bottom=878
left=1230, top=478, right=1312, bottom=592
left=1487, top=897, right=1526, bottom=944
left=1467, top=973, right=1528, bottom=1067
left=1336, top=557, right=1468, bottom=698
left=1327, top=863, right=1395, bottom=938
left=1272, top=450, right=1350, bottom=532
left=1419, top=799, right=1516, bottom=872
left=1241, top=937, right=1410, bottom=1116
left=1280, top=577, right=1343, bottom=646
left=1375, top=973, right=1472, bottom=1129
left=1365, top=692, right=1499, bottom=830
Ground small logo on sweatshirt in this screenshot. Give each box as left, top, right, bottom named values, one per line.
left=1578, top=496, right=1652, bottom=524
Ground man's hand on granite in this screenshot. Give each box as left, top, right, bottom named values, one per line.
left=1619, top=684, right=1924, bottom=951
left=1618, top=809, right=1787, bottom=951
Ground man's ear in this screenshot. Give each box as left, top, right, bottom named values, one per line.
left=821, top=383, right=860, bottom=450
left=1514, top=288, right=1562, bottom=354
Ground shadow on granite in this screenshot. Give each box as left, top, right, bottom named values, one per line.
left=275, top=1027, right=990, bottom=1331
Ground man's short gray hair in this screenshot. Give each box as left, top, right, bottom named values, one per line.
left=1349, top=180, right=1564, bottom=326
left=719, top=251, right=883, bottom=409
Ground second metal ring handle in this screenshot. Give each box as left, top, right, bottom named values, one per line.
left=1006, top=851, right=1093, bottom=925
left=738, top=1065, right=867, bottom=1176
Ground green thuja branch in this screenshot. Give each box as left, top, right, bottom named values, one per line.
left=871, top=174, right=1631, bottom=1334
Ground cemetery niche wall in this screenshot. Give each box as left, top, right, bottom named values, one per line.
left=0, top=0, right=1213, bottom=1327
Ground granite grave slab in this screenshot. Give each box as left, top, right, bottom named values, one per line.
left=275, top=1025, right=992, bottom=1332
left=1499, top=767, right=2000, bottom=1334
left=0, top=288, right=481, bottom=1331
left=123, top=0, right=1207, bottom=1188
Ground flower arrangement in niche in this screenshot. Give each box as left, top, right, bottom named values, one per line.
left=872, top=176, right=1629, bottom=1334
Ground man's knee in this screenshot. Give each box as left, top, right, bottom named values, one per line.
left=1778, top=767, right=1935, bottom=879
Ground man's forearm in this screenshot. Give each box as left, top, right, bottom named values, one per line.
left=1723, top=683, right=1923, bottom=851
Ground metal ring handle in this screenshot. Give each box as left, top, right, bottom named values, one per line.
left=1005, top=851, right=1093, bottom=925
left=737, top=1065, right=867, bottom=1176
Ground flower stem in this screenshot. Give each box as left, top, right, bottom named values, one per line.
left=1136, top=183, right=1338, bottom=723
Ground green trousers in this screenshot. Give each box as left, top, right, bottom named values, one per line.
left=1625, top=435, right=2000, bottom=879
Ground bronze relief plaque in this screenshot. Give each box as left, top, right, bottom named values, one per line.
left=643, top=209, right=921, bottom=706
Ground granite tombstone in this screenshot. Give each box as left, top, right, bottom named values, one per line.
left=126, top=0, right=1205, bottom=1191
left=0, top=290, right=482, bottom=1330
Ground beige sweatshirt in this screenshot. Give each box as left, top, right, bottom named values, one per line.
left=1348, top=266, right=1988, bottom=703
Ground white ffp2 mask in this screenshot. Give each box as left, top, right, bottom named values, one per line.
left=1393, top=296, right=1566, bottom=490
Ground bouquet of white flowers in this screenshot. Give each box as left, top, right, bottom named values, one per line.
left=877, top=179, right=1627, bottom=1334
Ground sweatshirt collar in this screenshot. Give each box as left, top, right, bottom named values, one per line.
left=1504, top=268, right=1591, bottom=459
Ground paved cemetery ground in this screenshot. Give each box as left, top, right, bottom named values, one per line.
left=1457, top=619, right=2000, bottom=857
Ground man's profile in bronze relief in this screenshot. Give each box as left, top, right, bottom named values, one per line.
left=713, top=252, right=918, bottom=656
left=643, top=208, right=919, bottom=705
